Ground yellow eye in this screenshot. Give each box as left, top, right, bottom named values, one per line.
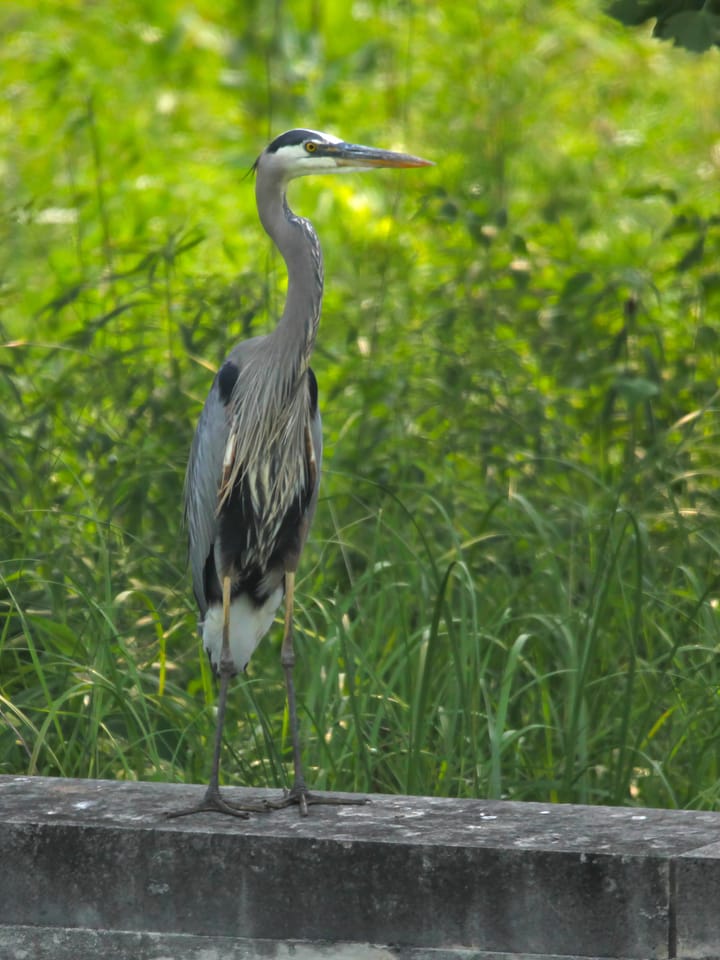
left=305, top=141, right=317, bottom=153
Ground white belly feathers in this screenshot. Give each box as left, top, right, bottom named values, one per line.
left=202, top=585, right=284, bottom=673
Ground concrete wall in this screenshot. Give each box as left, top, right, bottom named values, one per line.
left=1, top=775, right=719, bottom=959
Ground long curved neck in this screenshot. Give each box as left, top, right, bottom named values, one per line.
left=256, top=173, right=324, bottom=383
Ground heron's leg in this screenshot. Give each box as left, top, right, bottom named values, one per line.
left=167, top=576, right=264, bottom=819
left=262, top=570, right=368, bottom=816
left=280, top=570, right=309, bottom=814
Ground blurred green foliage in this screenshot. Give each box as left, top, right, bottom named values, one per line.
left=1, top=0, right=719, bottom=809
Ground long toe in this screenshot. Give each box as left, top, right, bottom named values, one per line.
left=166, top=786, right=266, bottom=819
left=262, top=786, right=369, bottom=816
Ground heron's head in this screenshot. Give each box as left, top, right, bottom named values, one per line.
left=253, top=128, right=433, bottom=184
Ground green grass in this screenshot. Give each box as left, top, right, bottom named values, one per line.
left=1, top=0, right=720, bottom=811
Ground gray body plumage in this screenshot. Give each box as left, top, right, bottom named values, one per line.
left=185, top=134, right=325, bottom=674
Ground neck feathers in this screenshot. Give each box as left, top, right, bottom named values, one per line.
left=275, top=194, right=324, bottom=378
left=256, top=177, right=324, bottom=383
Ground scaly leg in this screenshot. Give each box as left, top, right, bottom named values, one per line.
left=262, top=570, right=368, bottom=816
left=167, top=576, right=266, bottom=818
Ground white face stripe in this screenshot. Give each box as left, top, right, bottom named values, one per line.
left=259, top=131, right=347, bottom=181
left=278, top=146, right=342, bottom=173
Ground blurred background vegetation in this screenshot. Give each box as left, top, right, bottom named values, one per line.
left=1, top=0, right=719, bottom=810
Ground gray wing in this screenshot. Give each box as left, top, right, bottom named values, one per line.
left=184, top=341, right=321, bottom=614
left=303, top=379, right=322, bottom=544
left=184, top=378, right=228, bottom=618
left=184, top=338, right=255, bottom=616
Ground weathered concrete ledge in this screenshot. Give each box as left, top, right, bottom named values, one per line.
left=0, top=775, right=719, bottom=960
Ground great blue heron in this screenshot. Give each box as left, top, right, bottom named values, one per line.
left=172, top=129, right=432, bottom=818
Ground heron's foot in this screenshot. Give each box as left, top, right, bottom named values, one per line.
left=166, top=786, right=270, bottom=820
left=260, top=782, right=370, bottom=817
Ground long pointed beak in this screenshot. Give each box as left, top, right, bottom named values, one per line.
left=326, top=142, right=434, bottom=169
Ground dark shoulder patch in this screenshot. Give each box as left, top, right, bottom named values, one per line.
left=216, top=361, right=239, bottom=406
left=201, top=545, right=222, bottom=609
left=267, top=129, right=320, bottom=153
left=307, top=366, right=318, bottom=418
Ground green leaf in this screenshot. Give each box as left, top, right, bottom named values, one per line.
left=606, top=0, right=664, bottom=28
left=561, top=271, right=594, bottom=298
left=676, top=233, right=705, bottom=272
left=654, top=10, right=720, bottom=52
left=614, top=375, right=660, bottom=403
